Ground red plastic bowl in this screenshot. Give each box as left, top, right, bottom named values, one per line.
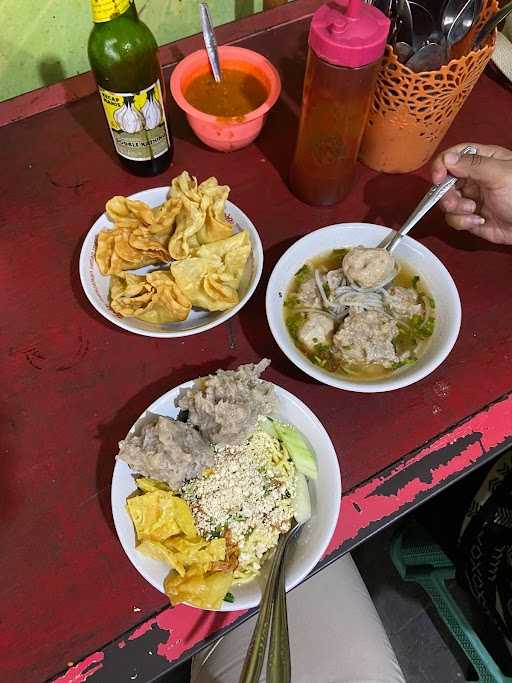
left=170, top=45, right=282, bottom=152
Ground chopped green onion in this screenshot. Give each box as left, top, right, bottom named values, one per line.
left=415, top=316, right=435, bottom=338
left=391, top=356, right=418, bottom=370
left=332, top=248, right=350, bottom=258
left=286, top=313, right=305, bottom=341
left=224, top=592, right=235, bottom=603
left=284, top=295, right=298, bottom=308
left=294, top=264, right=311, bottom=285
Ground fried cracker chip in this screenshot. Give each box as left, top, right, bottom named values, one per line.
left=110, top=271, right=191, bottom=323
left=126, top=489, right=197, bottom=542
left=112, top=227, right=162, bottom=264
left=136, top=477, right=172, bottom=494
left=137, top=539, right=186, bottom=576
left=170, top=170, right=201, bottom=202
left=164, top=565, right=234, bottom=610
left=126, top=485, right=234, bottom=610
left=137, top=536, right=227, bottom=579
left=171, top=256, right=239, bottom=311
left=164, top=536, right=226, bottom=569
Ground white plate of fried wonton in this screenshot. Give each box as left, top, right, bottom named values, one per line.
left=79, top=183, right=263, bottom=337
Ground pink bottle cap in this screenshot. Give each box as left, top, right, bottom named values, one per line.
left=310, top=0, right=390, bottom=68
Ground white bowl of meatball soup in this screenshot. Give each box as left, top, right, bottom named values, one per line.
left=266, top=223, right=461, bottom=393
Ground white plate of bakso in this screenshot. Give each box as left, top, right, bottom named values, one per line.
left=266, top=223, right=461, bottom=393
left=111, top=360, right=341, bottom=611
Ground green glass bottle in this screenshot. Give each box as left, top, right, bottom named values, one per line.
left=88, top=0, right=173, bottom=176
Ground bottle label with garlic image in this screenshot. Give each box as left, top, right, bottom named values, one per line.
left=98, top=80, right=170, bottom=161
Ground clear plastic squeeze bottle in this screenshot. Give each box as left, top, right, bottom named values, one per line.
left=289, top=0, right=389, bottom=206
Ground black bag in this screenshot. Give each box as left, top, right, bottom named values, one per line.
left=457, top=451, right=512, bottom=641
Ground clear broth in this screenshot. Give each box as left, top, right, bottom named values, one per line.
left=284, top=249, right=435, bottom=381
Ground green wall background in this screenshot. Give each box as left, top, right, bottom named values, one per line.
left=0, top=0, right=268, bottom=103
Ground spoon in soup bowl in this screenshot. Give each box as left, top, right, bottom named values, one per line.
left=385, top=145, right=476, bottom=253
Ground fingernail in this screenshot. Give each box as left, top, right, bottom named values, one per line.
left=444, top=152, right=459, bottom=166
left=468, top=215, right=485, bottom=225
left=462, top=200, right=476, bottom=212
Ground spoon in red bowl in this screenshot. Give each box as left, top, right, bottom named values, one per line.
left=199, top=2, right=222, bottom=82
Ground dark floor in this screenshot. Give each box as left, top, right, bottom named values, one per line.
left=353, top=525, right=468, bottom=683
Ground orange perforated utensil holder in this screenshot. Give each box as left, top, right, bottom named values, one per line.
left=360, top=0, right=497, bottom=173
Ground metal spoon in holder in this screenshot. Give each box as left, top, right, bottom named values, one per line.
left=474, top=0, right=512, bottom=49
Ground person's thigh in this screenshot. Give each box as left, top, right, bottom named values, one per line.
left=191, top=553, right=405, bottom=683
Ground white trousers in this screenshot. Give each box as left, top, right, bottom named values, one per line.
left=191, top=553, right=406, bottom=683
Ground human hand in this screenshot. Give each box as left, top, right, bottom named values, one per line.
left=431, top=143, right=512, bottom=245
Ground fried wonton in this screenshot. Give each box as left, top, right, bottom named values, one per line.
left=195, top=176, right=233, bottom=246
left=194, top=230, right=251, bottom=283
left=170, top=231, right=251, bottom=311
left=168, top=193, right=209, bottom=261
left=149, top=197, right=182, bottom=242
left=96, top=226, right=169, bottom=276
left=96, top=195, right=182, bottom=275
left=168, top=171, right=233, bottom=260
left=106, top=196, right=154, bottom=229
left=106, top=196, right=181, bottom=239
left=110, top=270, right=191, bottom=323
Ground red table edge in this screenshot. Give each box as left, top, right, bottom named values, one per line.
left=0, top=0, right=324, bottom=129
left=50, top=388, right=512, bottom=683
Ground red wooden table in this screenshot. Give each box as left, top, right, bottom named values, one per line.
left=2, top=2, right=512, bottom=682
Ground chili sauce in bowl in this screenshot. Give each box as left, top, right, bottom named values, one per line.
left=170, top=46, right=281, bottom=152
left=183, top=69, right=268, bottom=118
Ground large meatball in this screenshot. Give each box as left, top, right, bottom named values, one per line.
left=333, top=309, right=398, bottom=368
left=342, top=247, right=395, bottom=289
left=298, top=313, right=335, bottom=350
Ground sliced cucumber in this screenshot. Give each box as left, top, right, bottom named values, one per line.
left=258, top=416, right=278, bottom=438
left=293, top=472, right=311, bottom=524
left=272, top=420, right=318, bottom=480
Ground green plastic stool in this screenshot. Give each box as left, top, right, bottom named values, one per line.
left=390, top=522, right=512, bottom=683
